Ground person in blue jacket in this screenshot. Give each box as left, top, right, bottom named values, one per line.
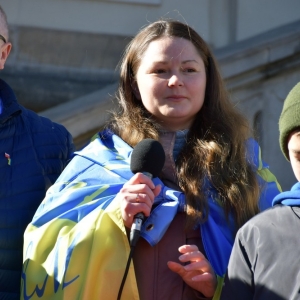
left=0, top=5, right=74, bottom=300
left=21, top=19, right=280, bottom=300
left=220, top=82, right=300, bottom=300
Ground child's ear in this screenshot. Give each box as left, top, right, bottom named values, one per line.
left=132, top=81, right=141, bottom=100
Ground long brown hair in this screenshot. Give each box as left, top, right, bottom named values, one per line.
left=109, top=19, right=260, bottom=229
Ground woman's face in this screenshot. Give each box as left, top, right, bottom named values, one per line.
left=134, top=36, right=207, bottom=131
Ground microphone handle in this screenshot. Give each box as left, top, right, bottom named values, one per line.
left=130, top=212, right=144, bottom=247
left=129, top=172, right=153, bottom=247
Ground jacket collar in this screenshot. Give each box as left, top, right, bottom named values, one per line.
left=0, top=78, right=22, bottom=124
left=272, top=182, right=300, bottom=206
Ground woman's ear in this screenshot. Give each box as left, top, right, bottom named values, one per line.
left=132, top=81, right=141, bottom=100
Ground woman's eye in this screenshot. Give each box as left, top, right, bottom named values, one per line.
left=154, top=69, right=166, bottom=74
left=185, top=68, right=196, bottom=73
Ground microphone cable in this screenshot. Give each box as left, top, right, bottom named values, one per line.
left=117, top=213, right=144, bottom=300
left=117, top=248, right=134, bottom=300
left=117, top=138, right=165, bottom=299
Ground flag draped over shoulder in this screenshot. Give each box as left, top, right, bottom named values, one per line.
left=21, top=130, right=281, bottom=300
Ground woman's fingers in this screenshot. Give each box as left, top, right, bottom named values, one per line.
left=178, top=245, right=213, bottom=274
left=124, top=172, right=156, bottom=189
left=167, top=245, right=217, bottom=297
left=120, top=172, right=161, bottom=228
left=178, top=244, right=202, bottom=254
left=167, top=261, right=184, bottom=274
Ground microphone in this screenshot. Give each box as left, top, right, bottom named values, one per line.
left=129, top=138, right=165, bottom=247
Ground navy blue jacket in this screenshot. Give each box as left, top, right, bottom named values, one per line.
left=0, top=79, right=74, bottom=299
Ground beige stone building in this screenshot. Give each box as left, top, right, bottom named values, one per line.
left=1, top=0, right=300, bottom=190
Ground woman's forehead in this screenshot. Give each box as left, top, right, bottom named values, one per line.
left=140, top=37, right=200, bottom=60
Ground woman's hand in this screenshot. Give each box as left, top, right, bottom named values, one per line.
left=167, top=245, right=217, bottom=298
left=119, top=173, right=161, bottom=228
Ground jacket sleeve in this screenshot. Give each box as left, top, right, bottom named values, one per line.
left=220, top=228, right=255, bottom=300
left=65, top=129, right=75, bottom=163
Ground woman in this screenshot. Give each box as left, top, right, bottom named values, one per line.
left=21, top=20, right=281, bottom=300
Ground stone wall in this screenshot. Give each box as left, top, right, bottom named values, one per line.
left=2, top=25, right=128, bottom=111
left=217, top=20, right=300, bottom=190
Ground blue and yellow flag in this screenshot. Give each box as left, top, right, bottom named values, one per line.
left=21, top=130, right=281, bottom=300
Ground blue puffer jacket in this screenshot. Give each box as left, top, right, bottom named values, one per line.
left=0, top=79, right=74, bottom=300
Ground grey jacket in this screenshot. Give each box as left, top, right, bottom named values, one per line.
left=221, top=204, right=300, bottom=300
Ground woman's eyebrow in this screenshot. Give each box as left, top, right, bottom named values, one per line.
left=182, top=59, right=201, bottom=64
left=150, top=59, right=200, bottom=64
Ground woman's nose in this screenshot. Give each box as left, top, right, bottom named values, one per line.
left=168, top=73, right=183, bottom=87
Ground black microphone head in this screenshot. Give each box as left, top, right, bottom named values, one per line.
left=130, top=139, right=165, bottom=178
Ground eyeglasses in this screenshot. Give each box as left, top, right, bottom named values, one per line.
left=0, top=34, right=7, bottom=43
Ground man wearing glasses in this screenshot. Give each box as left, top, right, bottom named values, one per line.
left=0, top=5, right=75, bottom=300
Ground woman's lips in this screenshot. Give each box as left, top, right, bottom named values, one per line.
left=166, top=95, right=187, bottom=100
